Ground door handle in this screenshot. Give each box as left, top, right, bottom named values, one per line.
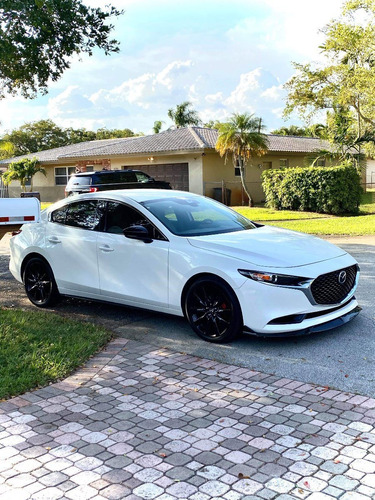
left=48, top=236, right=61, bottom=244
left=99, top=245, right=114, bottom=252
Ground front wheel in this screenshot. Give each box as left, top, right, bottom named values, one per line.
left=23, top=258, right=60, bottom=307
left=184, top=277, right=243, bottom=343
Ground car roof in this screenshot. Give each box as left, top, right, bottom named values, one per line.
left=93, top=189, right=201, bottom=203
left=71, top=169, right=142, bottom=177
left=47, top=189, right=203, bottom=212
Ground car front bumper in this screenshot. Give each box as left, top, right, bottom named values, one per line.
left=244, top=304, right=361, bottom=337
left=237, top=254, right=360, bottom=336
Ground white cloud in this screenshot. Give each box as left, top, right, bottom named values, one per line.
left=205, top=92, right=224, bottom=105
left=155, top=60, right=193, bottom=89
left=224, top=69, right=262, bottom=110
left=261, top=85, right=283, bottom=101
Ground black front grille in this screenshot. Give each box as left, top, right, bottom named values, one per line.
left=311, top=265, right=358, bottom=305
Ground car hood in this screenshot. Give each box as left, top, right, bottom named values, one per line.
left=187, top=225, right=346, bottom=269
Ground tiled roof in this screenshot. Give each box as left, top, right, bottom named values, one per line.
left=0, top=127, right=331, bottom=166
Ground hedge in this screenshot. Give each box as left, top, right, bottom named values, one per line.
left=261, top=164, right=362, bottom=215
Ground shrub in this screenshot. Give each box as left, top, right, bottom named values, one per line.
left=261, top=164, right=362, bottom=215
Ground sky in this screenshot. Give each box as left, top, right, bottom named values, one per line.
left=0, top=0, right=344, bottom=136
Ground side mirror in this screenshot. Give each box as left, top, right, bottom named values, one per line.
left=123, top=224, right=152, bottom=243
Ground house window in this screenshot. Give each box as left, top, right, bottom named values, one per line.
left=234, top=159, right=241, bottom=177
left=55, top=167, right=77, bottom=185
left=316, top=159, right=326, bottom=167
left=279, top=159, right=289, bottom=167
left=85, top=165, right=94, bottom=172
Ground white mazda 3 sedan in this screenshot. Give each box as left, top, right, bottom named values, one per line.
left=9, top=190, right=361, bottom=343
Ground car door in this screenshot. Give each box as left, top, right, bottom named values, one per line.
left=46, top=200, right=101, bottom=296
left=96, top=200, right=170, bottom=308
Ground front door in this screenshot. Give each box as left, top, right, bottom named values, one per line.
left=97, top=201, right=169, bottom=308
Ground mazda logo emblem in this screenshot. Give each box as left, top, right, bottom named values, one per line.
left=338, top=270, right=347, bottom=285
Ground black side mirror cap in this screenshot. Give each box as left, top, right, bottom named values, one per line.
left=123, top=224, right=152, bottom=243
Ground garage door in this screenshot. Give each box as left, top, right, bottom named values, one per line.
left=124, top=163, right=189, bottom=191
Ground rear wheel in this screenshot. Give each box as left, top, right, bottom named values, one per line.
left=184, top=276, right=243, bottom=343
left=23, top=258, right=60, bottom=307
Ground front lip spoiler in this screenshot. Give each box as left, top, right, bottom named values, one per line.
left=244, top=305, right=362, bottom=338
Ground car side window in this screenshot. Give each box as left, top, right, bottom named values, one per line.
left=65, top=201, right=101, bottom=231
left=135, top=172, right=151, bottom=183
left=104, top=201, right=166, bottom=240
left=50, top=206, right=67, bottom=224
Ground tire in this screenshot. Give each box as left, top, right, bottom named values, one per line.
left=184, top=276, right=243, bottom=343
left=23, top=257, right=60, bottom=307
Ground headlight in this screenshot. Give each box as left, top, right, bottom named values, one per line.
left=238, top=269, right=312, bottom=287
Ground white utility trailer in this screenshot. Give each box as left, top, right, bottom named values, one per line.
left=0, top=198, right=41, bottom=240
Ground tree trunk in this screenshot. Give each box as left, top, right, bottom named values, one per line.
left=238, top=158, right=253, bottom=207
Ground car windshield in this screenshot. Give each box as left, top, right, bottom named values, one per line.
left=141, top=196, right=256, bottom=236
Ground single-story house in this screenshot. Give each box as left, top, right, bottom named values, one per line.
left=0, top=127, right=340, bottom=204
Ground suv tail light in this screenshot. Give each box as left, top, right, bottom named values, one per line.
left=89, top=187, right=98, bottom=192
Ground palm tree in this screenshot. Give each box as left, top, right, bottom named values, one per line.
left=1, top=157, right=46, bottom=192
left=215, top=113, right=268, bottom=207
left=167, top=101, right=201, bottom=128
left=153, top=120, right=164, bottom=134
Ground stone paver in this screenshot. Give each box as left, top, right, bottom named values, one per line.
left=0, top=337, right=375, bottom=499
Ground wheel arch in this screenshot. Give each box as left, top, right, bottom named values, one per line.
left=180, top=272, right=242, bottom=318
left=21, top=253, right=52, bottom=282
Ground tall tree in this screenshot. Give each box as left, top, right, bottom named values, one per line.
left=0, top=1, right=123, bottom=98
left=153, top=121, right=164, bottom=134
left=284, top=0, right=375, bottom=158
left=3, top=120, right=68, bottom=155
left=204, top=120, right=222, bottom=129
left=271, top=125, right=310, bottom=137
left=0, top=139, right=14, bottom=160
left=167, top=101, right=201, bottom=128
left=96, top=128, right=136, bottom=140
left=1, top=157, right=46, bottom=192
left=215, top=113, right=268, bottom=207
left=271, top=124, right=328, bottom=138
left=1, top=121, right=139, bottom=157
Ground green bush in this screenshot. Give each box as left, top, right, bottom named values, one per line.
left=261, top=164, right=362, bottom=215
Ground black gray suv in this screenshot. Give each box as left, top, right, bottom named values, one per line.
left=65, top=169, right=172, bottom=197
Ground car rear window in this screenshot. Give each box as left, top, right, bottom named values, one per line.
left=67, top=176, right=92, bottom=187
left=96, top=172, right=137, bottom=184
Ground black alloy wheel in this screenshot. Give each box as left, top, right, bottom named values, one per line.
left=23, top=258, right=59, bottom=307
left=184, top=276, right=243, bottom=343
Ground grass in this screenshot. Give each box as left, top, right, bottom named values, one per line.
left=233, top=191, right=375, bottom=236
left=0, top=308, right=112, bottom=400
left=263, top=215, right=375, bottom=236
left=235, top=207, right=331, bottom=221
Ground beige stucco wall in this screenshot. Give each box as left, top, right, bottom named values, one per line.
left=8, top=163, right=75, bottom=201
left=6, top=154, right=204, bottom=202
left=5, top=149, right=347, bottom=205
left=202, top=152, right=309, bottom=205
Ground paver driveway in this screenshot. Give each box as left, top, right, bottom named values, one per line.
left=1, top=337, right=375, bottom=500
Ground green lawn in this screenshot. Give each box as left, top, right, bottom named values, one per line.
left=264, top=215, right=375, bottom=236
left=0, top=308, right=112, bottom=400
left=233, top=191, right=375, bottom=236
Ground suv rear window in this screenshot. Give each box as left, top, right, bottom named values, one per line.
left=95, top=171, right=137, bottom=184
left=67, top=175, right=92, bottom=187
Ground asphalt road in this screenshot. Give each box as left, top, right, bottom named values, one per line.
left=1, top=234, right=374, bottom=397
